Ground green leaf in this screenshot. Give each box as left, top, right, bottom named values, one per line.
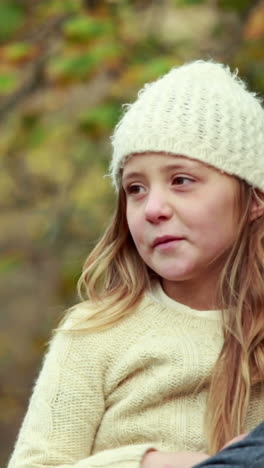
left=64, top=16, right=114, bottom=42
left=0, top=72, right=18, bottom=94
left=0, top=2, right=25, bottom=42
left=79, top=102, right=121, bottom=134
left=92, top=40, right=123, bottom=62
left=173, top=0, right=206, bottom=5
left=47, top=53, right=97, bottom=80
left=0, top=254, right=22, bottom=274
left=218, top=0, right=252, bottom=12
left=59, top=0, right=82, bottom=13
left=29, top=125, right=48, bottom=148
left=3, top=42, right=34, bottom=61
left=37, top=0, right=82, bottom=16
left=127, top=57, right=178, bottom=86
left=140, top=58, right=178, bottom=81
left=47, top=40, right=123, bottom=81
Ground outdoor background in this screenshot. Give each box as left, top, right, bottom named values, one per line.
left=1, top=0, right=264, bottom=465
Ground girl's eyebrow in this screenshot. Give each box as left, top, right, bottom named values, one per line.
left=122, top=163, right=201, bottom=183
left=122, top=171, right=144, bottom=184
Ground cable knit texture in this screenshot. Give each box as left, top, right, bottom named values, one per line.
left=7, top=287, right=264, bottom=468
left=110, top=60, right=264, bottom=191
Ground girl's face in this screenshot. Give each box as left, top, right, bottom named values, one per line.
left=122, top=152, right=240, bottom=291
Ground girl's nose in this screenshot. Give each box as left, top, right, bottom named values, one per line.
left=145, top=190, right=173, bottom=224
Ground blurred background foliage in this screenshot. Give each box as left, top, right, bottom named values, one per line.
left=1, top=0, right=264, bottom=465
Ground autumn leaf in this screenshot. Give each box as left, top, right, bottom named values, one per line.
left=244, top=4, right=264, bottom=40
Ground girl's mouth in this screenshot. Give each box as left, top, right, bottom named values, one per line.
left=152, top=236, right=184, bottom=248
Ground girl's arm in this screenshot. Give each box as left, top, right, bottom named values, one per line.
left=7, top=317, right=158, bottom=468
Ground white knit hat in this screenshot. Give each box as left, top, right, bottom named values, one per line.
left=110, top=60, right=264, bottom=191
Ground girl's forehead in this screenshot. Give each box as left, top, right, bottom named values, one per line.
left=122, top=152, right=207, bottom=171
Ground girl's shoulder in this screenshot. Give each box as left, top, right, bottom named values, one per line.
left=49, top=295, right=159, bottom=367
left=58, top=293, right=157, bottom=334
left=54, top=294, right=172, bottom=357
left=58, top=290, right=220, bottom=338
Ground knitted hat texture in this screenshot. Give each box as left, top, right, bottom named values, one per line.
left=110, top=60, right=264, bottom=191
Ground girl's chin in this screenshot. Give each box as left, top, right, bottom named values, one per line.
left=156, top=272, right=195, bottom=282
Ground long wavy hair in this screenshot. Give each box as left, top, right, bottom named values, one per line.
left=205, top=182, right=264, bottom=454
left=59, top=172, right=264, bottom=455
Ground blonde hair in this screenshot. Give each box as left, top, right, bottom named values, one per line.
left=60, top=177, right=264, bottom=455
left=205, top=183, right=264, bottom=454
left=67, top=189, right=155, bottom=331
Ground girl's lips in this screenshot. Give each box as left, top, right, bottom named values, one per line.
left=154, top=239, right=184, bottom=251
left=152, top=236, right=184, bottom=248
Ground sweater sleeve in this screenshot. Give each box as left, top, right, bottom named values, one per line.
left=7, top=319, right=158, bottom=468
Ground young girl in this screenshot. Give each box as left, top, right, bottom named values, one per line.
left=7, top=60, right=264, bottom=468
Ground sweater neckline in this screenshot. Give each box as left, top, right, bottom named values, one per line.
left=147, top=281, right=222, bottom=321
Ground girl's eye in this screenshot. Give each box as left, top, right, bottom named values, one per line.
left=126, top=184, right=145, bottom=195
left=172, top=176, right=194, bottom=185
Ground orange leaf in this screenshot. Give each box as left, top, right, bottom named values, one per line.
left=244, top=4, right=264, bottom=40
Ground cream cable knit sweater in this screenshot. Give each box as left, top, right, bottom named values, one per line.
left=7, top=285, right=264, bottom=468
